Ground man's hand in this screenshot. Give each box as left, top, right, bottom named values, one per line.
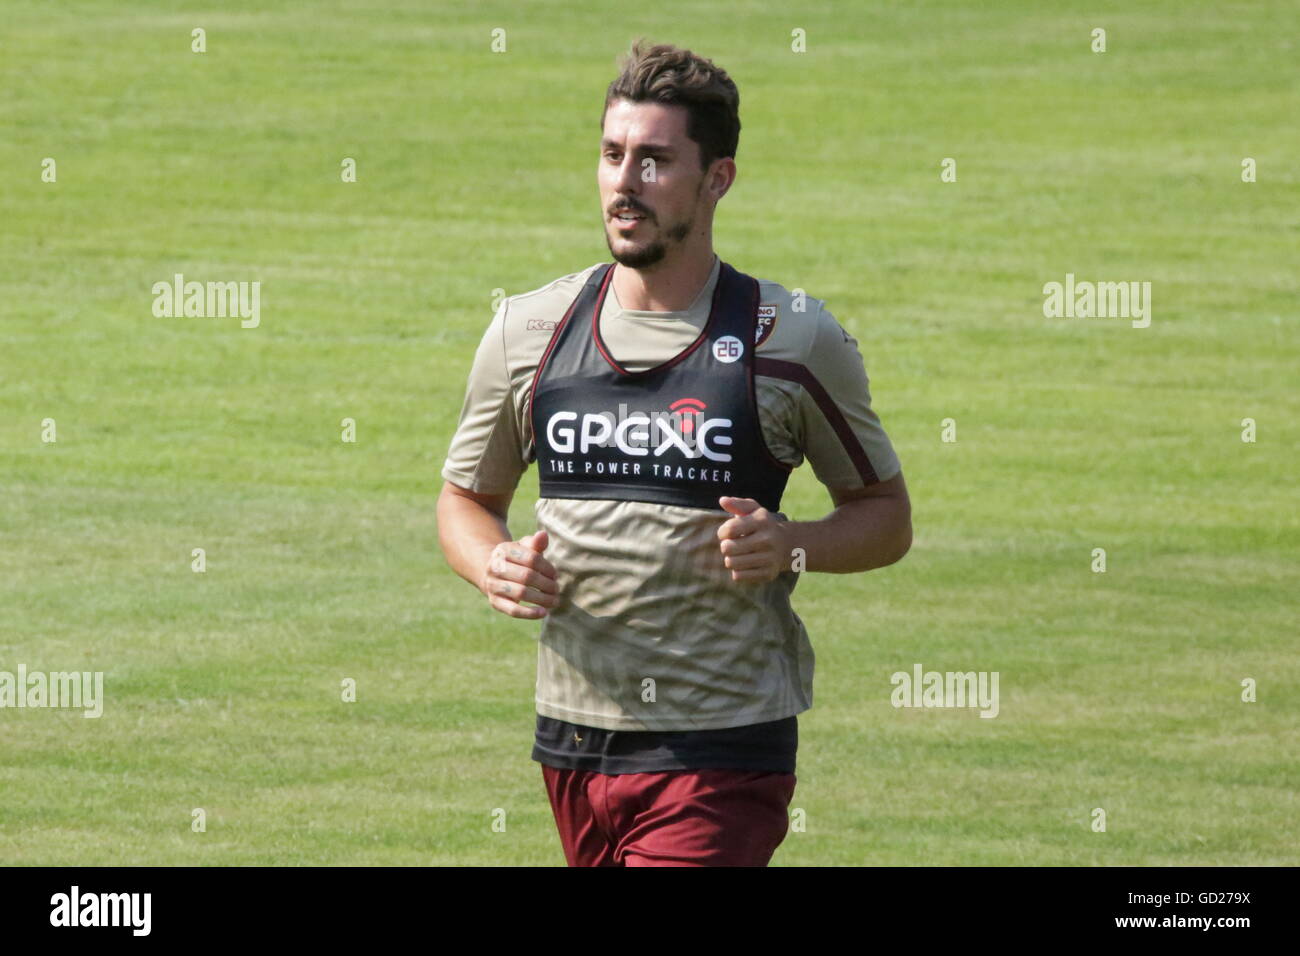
left=716, top=497, right=792, bottom=584
left=480, top=530, right=560, bottom=619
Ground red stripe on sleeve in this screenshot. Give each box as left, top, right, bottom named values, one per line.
left=755, top=357, right=880, bottom=487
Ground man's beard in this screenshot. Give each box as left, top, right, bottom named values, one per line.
left=605, top=215, right=693, bottom=269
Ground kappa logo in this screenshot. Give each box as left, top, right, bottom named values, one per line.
left=526, top=319, right=557, bottom=332
left=712, top=335, right=744, bottom=364
left=755, top=303, right=778, bottom=346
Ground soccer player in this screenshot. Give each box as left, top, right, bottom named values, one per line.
left=437, top=40, right=912, bottom=866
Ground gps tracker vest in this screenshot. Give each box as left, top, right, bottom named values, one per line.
left=529, top=261, right=792, bottom=512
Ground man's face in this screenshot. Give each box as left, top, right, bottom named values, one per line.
left=598, top=98, right=711, bottom=269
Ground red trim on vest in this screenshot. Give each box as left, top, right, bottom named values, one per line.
left=526, top=265, right=612, bottom=458
left=746, top=281, right=794, bottom=476
left=592, top=264, right=723, bottom=378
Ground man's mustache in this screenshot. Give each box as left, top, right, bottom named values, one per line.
left=609, top=201, right=652, bottom=218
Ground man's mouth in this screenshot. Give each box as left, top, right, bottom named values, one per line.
left=612, top=209, right=647, bottom=223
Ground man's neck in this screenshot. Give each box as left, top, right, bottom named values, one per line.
left=613, top=250, right=717, bottom=313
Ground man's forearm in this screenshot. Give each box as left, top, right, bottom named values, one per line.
left=437, top=493, right=512, bottom=594
left=782, top=496, right=911, bottom=574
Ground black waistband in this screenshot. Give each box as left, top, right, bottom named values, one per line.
left=531, top=713, right=797, bottom=775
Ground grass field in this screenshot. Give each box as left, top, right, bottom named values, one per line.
left=1, top=0, right=1295, bottom=865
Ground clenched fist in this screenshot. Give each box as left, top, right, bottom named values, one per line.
left=480, top=530, right=560, bottom=619
left=716, top=496, right=793, bottom=584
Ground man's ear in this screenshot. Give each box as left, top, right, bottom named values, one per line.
left=710, top=157, right=737, bottom=201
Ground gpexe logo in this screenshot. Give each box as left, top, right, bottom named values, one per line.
left=545, top=398, right=732, bottom=461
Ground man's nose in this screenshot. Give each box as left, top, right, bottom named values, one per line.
left=615, top=154, right=641, bottom=195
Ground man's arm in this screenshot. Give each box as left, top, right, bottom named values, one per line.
left=437, top=480, right=559, bottom=618
left=779, top=299, right=910, bottom=574
left=717, top=472, right=911, bottom=581
left=719, top=296, right=911, bottom=580
left=437, top=481, right=513, bottom=590
left=787, top=471, right=911, bottom=572
left=436, top=292, right=561, bottom=620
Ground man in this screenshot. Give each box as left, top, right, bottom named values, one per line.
left=437, top=40, right=911, bottom=867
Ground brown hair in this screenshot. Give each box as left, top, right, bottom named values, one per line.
left=602, top=40, right=741, bottom=171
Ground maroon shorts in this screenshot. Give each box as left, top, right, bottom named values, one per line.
left=541, top=765, right=797, bottom=867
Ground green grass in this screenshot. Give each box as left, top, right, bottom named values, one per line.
left=1, top=0, right=1295, bottom=865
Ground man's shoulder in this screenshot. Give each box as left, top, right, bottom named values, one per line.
left=494, top=263, right=607, bottom=371
left=503, top=262, right=606, bottom=331
left=746, top=271, right=830, bottom=364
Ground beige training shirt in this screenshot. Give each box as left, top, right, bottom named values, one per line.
left=442, top=256, right=901, bottom=730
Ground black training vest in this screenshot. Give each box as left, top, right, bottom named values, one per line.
left=529, top=260, right=791, bottom=513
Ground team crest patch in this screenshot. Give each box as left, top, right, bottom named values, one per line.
left=755, top=303, right=778, bottom=347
